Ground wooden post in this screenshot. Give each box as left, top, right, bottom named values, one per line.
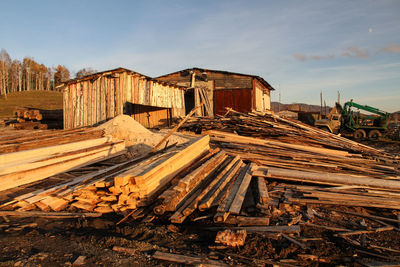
left=320, top=91, right=323, bottom=119
left=151, top=101, right=204, bottom=152
left=191, top=71, right=202, bottom=117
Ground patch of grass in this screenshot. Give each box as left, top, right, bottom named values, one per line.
left=0, top=91, right=63, bottom=118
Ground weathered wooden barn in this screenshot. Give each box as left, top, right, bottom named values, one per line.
left=156, top=68, right=275, bottom=116
left=61, top=68, right=185, bottom=129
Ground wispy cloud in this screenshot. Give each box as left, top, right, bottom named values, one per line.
left=378, top=44, right=400, bottom=54
left=293, top=53, right=335, bottom=62
left=293, top=53, right=307, bottom=62
left=341, top=46, right=370, bottom=58
left=294, top=43, right=400, bottom=63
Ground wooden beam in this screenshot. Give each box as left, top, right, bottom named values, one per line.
left=198, top=159, right=243, bottom=211
left=229, top=163, right=255, bottom=215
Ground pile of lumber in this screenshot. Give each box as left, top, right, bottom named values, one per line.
left=11, top=107, right=63, bottom=129
left=2, top=109, right=400, bottom=264
left=181, top=108, right=391, bottom=157
left=0, top=127, right=126, bottom=193
left=4, top=135, right=259, bottom=225
left=4, top=136, right=210, bottom=213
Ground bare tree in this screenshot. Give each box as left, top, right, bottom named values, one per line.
left=0, top=49, right=11, bottom=98
left=0, top=49, right=71, bottom=94
left=75, top=68, right=97, bottom=79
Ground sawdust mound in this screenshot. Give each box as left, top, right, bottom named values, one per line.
left=98, top=115, right=188, bottom=155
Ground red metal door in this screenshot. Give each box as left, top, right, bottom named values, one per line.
left=214, top=89, right=252, bottom=115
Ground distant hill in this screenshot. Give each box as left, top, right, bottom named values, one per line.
left=271, top=102, right=332, bottom=113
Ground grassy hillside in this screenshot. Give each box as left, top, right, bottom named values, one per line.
left=0, top=91, right=63, bottom=118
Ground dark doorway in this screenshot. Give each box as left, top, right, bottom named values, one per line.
left=184, top=89, right=195, bottom=115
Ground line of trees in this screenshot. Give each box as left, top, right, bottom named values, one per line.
left=0, top=48, right=71, bottom=97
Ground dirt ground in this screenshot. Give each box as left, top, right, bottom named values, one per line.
left=1, top=204, right=400, bottom=266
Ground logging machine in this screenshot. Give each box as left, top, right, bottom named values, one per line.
left=315, top=100, right=391, bottom=141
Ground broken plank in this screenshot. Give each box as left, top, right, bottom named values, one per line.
left=229, top=163, right=255, bottom=215
left=224, top=215, right=270, bottom=226
left=152, top=251, right=227, bottom=267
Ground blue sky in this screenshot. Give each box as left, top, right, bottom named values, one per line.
left=1, top=0, right=400, bottom=111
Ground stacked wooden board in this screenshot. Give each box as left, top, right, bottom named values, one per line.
left=11, top=107, right=63, bottom=129
left=3, top=136, right=211, bottom=213
left=0, top=128, right=126, bottom=192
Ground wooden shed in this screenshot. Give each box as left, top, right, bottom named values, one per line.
left=156, top=68, right=275, bottom=116
left=61, top=68, right=186, bottom=129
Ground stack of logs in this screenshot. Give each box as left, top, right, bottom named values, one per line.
left=11, top=107, right=63, bottom=129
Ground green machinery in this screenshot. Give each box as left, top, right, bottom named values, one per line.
left=315, top=100, right=391, bottom=140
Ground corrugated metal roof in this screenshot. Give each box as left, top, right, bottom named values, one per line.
left=60, top=67, right=186, bottom=90
left=156, top=67, right=275, bottom=91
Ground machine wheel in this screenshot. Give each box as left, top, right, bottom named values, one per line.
left=353, top=129, right=367, bottom=140
left=368, top=129, right=382, bottom=141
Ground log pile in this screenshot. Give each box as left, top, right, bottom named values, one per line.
left=11, top=107, right=63, bottom=129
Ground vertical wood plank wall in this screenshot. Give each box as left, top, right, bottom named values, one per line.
left=254, top=79, right=271, bottom=111
left=63, top=70, right=185, bottom=129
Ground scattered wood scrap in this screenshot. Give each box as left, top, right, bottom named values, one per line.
left=215, top=229, right=247, bottom=247
left=152, top=251, right=228, bottom=266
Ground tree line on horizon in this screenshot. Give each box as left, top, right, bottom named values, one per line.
left=0, top=48, right=96, bottom=97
